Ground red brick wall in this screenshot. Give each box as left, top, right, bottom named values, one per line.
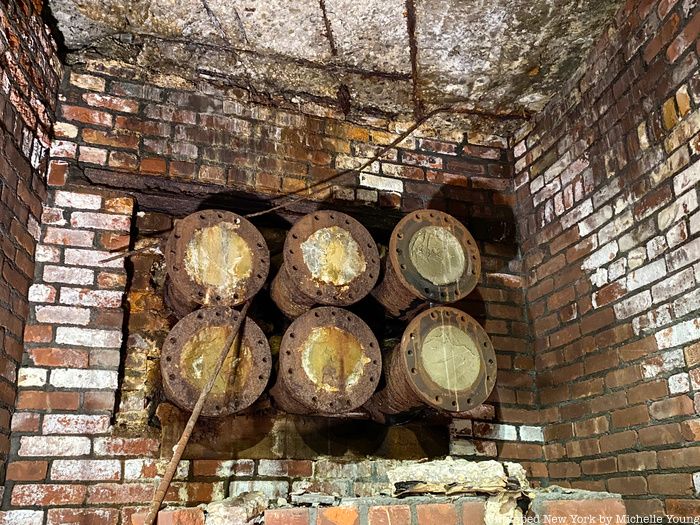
left=0, top=0, right=60, bottom=480
left=514, top=0, right=700, bottom=516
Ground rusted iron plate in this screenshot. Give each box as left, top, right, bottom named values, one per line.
left=274, top=306, right=382, bottom=414
left=273, top=211, right=380, bottom=317
left=365, top=306, right=496, bottom=419
left=165, top=210, right=269, bottom=309
left=270, top=266, right=316, bottom=319
left=374, top=210, right=480, bottom=317
left=161, top=306, right=271, bottom=417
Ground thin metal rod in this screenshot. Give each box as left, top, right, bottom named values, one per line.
left=142, top=300, right=251, bottom=525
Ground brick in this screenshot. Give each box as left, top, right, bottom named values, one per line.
left=618, top=450, right=658, bottom=471
left=607, top=476, right=648, bottom=495
left=71, top=211, right=131, bottom=231
left=318, top=507, right=359, bottom=525
left=11, top=484, right=86, bottom=506
left=648, top=473, right=693, bottom=495
left=87, top=483, right=154, bottom=505
left=35, top=305, right=90, bottom=325
left=264, top=508, right=309, bottom=525
left=44, top=227, right=95, bottom=247
left=257, top=459, right=313, bottom=477
left=50, top=369, right=118, bottom=389
left=60, top=287, right=123, bottom=308
left=55, top=327, right=122, bottom=348
left=6, top=460, right=48, bottom=481
left=79, top=146, right=108, bottom=165
left=62, top=105, right=112, bottom=127
left=28, top=284, right=56, bottom=303
left=416, top=503, right=458, bottom=525
left=47, top=508, right=119, bottom=525
left=132, top=508, right=205, bottom=525
left=70, top=73, right=106, bottom=91
left=28, top=347, right=89, bottom=368
left=658, top=447, right=700, bottom=468
left=611, top=405, right=650, bottom=428
left=16, top=391, right=80, bottom=411
left=55, top=190, right=102, bottom=209
left=94, top=437, right=160, bottom=456
left=368, top=505, right=412, bottom=525
left=650, top=395, right=695, bottom=419
left=44, top=265, right=94, bottom=285
left=43, top=414, right=111, bottom=434
left=11, top=412, right=40, bottom=432
left=23, top=324, right=52, bottom=343
left=531, top=498, right=626, bottom=524
left=65, top=248, right=123, bottom=268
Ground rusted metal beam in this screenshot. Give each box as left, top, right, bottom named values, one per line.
left=364, top=306, right=497, bottom=422
left=271, top=306, right=381, bottom=415
left=372, top=209, right=481, bottom=319
left=271, top=210, right=379, bottom=318
left=161, top=306, right=271, bottom=417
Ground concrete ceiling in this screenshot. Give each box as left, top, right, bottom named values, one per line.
left=50, top=0, right=623, bottom=127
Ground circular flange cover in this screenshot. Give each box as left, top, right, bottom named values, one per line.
left=278, top=306, right=382, bottom=413
left=165, top=210, right=270, bottom=308
left=161, top=306, right=271, bottom=417
left=400, top=306, right=496, bottom=413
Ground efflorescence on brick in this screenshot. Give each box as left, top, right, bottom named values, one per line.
left=513, top=0, right=700, bottom=516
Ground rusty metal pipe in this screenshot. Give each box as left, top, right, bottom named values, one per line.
left=270, top=210, right=379, bottom=318
left=364, top=306, right=496, bottom=422
left=164, top=210, right=270, bottom=317
left=372, top=209, right=481, bottom=319
left=161, top=306, right=271, bottom=417
left=271, top=306, right=382, bottom=415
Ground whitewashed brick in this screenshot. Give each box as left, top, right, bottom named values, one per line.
left=50, top=140, right=77, bottom=158
left=35, top=245, right=61, bottom=263
left=628, top=247, right=647, bottom=270
left=17, top=368, right=46, bottom=387
left=691, top=210, right=700, bottom=235
left=19, top=436, right=91, bottom=457
left=642, top=349, right=685, bottom=379
left=646, top=235, right=668, bottom=260
left=50, top=369, right=118, bottom=389
left=591, top=268, right=608, bottom=288
left=656, top=318, right=700, bottom=349
left=43, top=414, right=111, bottom=435
left=519, top=426, right=545, bottom=442
left=474, top=423, right=517, bottom=441
left=44, top=227, right=95, bottom=247
left=55, top=327, right=122, bottom=348
left=650, top=143, right=690, bottom=187
left=633, top=304, right=674, bottom=335
left=666, top=111, right=700, bottom=153
left=658, top=189, right=698, bottom=231
left=71, top=212, right=130, bottom=231
left=667, top=237, right=700, bottom=272
left=51, top=459, right=121, bottom=481
left=60, top=288, right=123, bottom=308
left=0, top=510, right=44, bottom=525
left=599, top=210, right=634, bottom=245
left=560, top=199, right=593, bottom=230
left=582, top=241, right=618, bottom=271
left=673, top=287, right=700, bottom=318
left=449, top=438, right=497, bottom=457
left=694, top=472, right=700, bottom=495
left=669, top=372, right=691, bottom=394
left=64, top=248, right=123, bottom=268
left=28, top=284, right=56, bottom=303
left=231, top=481, right=288, bottom=500
left=54, top=191, right=102, bottom=210
left=55, top=121, right=78, bottom=138
left=608, top=259, right=627, bottom=281
left=651, top=267, right=696, bottom=303
left=358, top=173, right=403, bottom=193
left=124, top=459, right=190, bottom=480
left=43, top=265, right=94, bottom=285
left=70, top=72, right=105, bottom=91
left=673, top=161, right=700, bottom=195
left=614, top=290, right=652, bottom=319
left=619, top=218, right=656, bottom=252
left=35, top=305, right=91, bottom=325
left=578, top=205, right=613, bottom=236
left=530, top=175, right=544, bottom=194
left=667, top=220, right=689, bottom=248
left=627, top=259, right=667, bottom=291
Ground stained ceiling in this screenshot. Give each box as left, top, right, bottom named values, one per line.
left=50, top=0, right=623, bottom=128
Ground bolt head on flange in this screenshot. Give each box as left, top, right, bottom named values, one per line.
left=400, top=306, right=496, bottom=413
left=389, top=209, right=480, bottom=303
left=161, top=306, right=271, bottom=417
